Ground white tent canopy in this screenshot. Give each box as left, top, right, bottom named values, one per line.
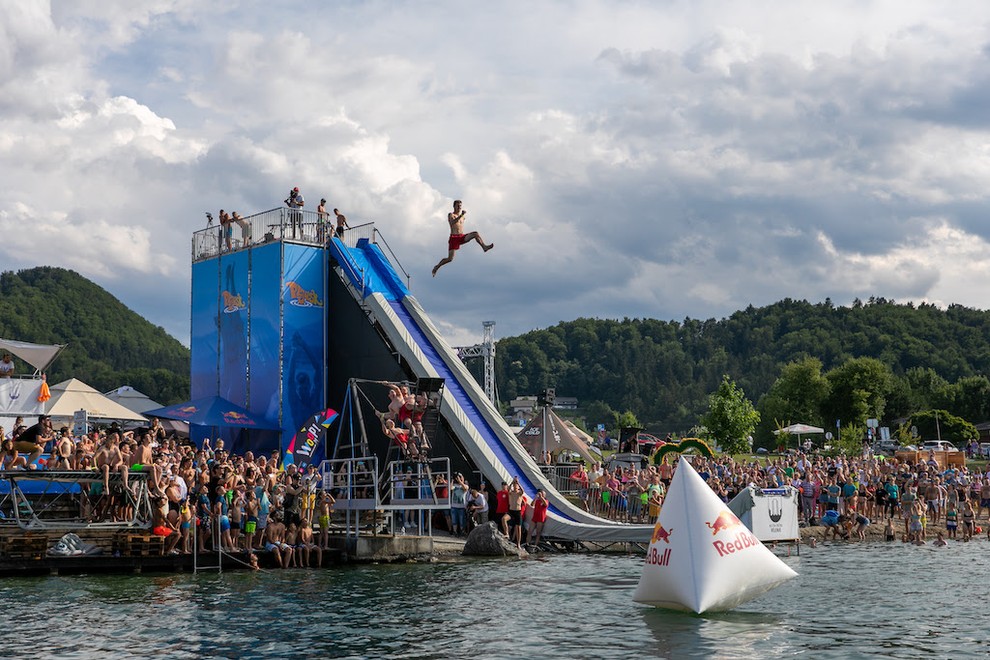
left=104, top=385, right=163, bottom=414
left=46, top=378, right=146, bottom=421
left=0, top=338, right=66, bottom=373
left=773, top=423, right=825, bottom=435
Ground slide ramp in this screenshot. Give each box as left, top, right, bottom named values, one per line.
left=330, top=238, right=652, bottom=543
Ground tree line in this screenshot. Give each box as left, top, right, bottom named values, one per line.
left=493, top=297, right=990, bottom=448
left=0, top=267, right=190, bottom=404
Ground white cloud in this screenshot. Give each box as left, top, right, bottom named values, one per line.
left=1, top=1, right=990, bottom=348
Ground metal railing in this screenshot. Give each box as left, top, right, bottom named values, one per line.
left=321, top=457, right=380, bottom=511
left=538, top=463, right=581, bottom=495
left=192, top=207, right=332, bottom=261
left=191, top=209, right=412, bottom=291
left=0, top=471, right=153, bottom=529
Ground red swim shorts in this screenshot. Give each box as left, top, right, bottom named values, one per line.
left=448, top=234, right=468, bottom=251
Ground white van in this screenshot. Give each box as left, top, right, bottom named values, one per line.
left=921, top=440, right=957, bottom=452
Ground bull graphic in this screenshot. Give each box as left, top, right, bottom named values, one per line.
left=706, top=510, right=742, bottom=535
left=651, top=522, right=673, bottom=544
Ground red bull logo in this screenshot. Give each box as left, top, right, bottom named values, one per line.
left=651, top=522, right=673, bottom=544
left=222, top=411, right=253, bottom=425
left=706, top=510, right=742, bottom=536
left=222, top=290, right=245, bottom=313
left=286, top=281, right=323, bottom=308
left=706, top=510, right=761, bottom=558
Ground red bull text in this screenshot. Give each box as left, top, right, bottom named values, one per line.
left=645, top=546, right=671, bottom=566
left=712, top=530, right=761, bottom=557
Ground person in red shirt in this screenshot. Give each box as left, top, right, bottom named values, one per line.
left=527, top=489, right=550, bottom=547
left=496, top=481, right=510, bottom=535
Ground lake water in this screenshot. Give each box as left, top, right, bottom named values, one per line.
left=0, top=540, right=985, bottom=658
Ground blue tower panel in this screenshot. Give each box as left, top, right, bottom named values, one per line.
left=248, top=243, right=282, bottom=426
left=280, top=244, right=326, bottom=456
left=190, top=259, right=219, bottom=400
left=218, top=251, right=249, bottom=408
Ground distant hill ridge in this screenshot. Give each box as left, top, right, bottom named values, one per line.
left=494, top=297, right=990, bottom=432
left=0, top=266, right=189, bottom=405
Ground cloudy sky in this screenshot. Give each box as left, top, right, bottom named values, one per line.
left=4, top=1, right=990, bottom=347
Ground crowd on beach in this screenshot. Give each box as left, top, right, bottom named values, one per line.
left=565, top=450, right=990, bottom=545
left=8, top=405, right=990, bottom=567
left=1, top=414, right=335, bottom=569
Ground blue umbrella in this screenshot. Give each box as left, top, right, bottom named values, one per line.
left=144, top=395, right=281, bottom=430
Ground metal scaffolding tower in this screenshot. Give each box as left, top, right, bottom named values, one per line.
left=455, top=321, right=497, bottom=405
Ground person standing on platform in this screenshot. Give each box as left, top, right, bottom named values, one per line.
left=0, top=354, right=13, bottom=378
left=431, top=200, right=493, bottom=276
left=333, top=208, right=350, bottom=239
left=317, top=198, right=329, bottom=241
left=507, top=477, right=525, bottom=549
left=285, top=186, right=305, bottom=239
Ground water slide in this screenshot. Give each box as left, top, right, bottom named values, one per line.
left=329, top=238, right=652, bottom=543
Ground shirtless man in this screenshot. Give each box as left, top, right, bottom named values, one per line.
left=297, top=521, right=323, bottom=567
left=333, top=208, right=349, bottom=238
left=265, top=512, right=293, bottom=568
left=49, top=427, right=74, bottom=470
left=131, top=432, right=165, bottom=496
left=431, top=200, right=493, bottom=276
left=96, top=432, right=130, bottom=494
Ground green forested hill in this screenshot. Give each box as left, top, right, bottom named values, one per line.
left=0, top=267, right=189, bottom=404
left=494, top=297, right=990, bottom=438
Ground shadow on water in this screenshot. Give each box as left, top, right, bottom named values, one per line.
left=639, top=605, right=783, bottom=659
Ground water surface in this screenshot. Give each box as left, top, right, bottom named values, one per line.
left=0, top=541, right=984, bottom=658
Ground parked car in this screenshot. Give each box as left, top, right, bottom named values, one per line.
left=921, top=440, right=958, bottom=452
left=874, top=440, right=900, bottom=454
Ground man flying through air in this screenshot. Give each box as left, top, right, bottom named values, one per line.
left=432, top=200, right=493, bottom=276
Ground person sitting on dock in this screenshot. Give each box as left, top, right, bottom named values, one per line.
left=296, top=521, right=323, bottom=567
left=264, top=511, right=294, bottom=569
left=131, top=431, right=166, bottom=497
left=12, top=414, right=53, bottom=469
left=1, top=438, right=28, bottom=470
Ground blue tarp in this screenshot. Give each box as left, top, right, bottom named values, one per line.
left=144, top=396, right=282, bottom=430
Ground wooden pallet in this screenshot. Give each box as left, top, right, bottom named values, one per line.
left=0, top=533, right=49, bottom=560
left=121, top=534, right=164, bottom=557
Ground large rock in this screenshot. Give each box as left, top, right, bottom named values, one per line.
left=462, top=522, right=528, bottom=557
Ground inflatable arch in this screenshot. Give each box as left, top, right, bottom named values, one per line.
left=652, top=437, right=715, bottom=464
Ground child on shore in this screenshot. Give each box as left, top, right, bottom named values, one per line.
left=884, top=517, right=895, bottom=542
left=318, top=491, right=334, bottom=549
left=946, top=504, right=958, bottom=539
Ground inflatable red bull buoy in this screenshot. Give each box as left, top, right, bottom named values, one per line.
left=633, top=458, right=797, bottom=613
